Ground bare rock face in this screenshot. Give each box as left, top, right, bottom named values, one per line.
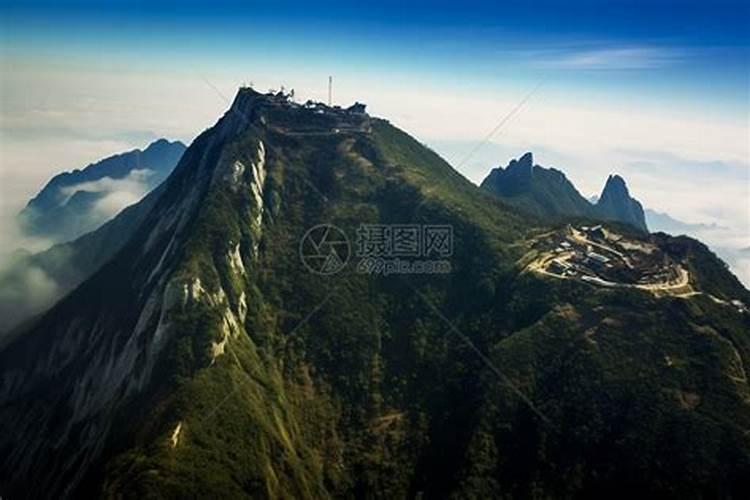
left=595, top=174, right=648, bottom=232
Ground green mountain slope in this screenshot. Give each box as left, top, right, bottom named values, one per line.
left=1, top=89, right=748, bottom=499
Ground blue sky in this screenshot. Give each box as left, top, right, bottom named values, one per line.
left=1, top=0, right=749, bottom=282
left=2, top=0, right=748, bottom=113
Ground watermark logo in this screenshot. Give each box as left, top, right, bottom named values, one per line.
left=299, top=224, right=351, bottom=275
left=356, top=224, right=453, bottom=258
left=299, top=223, right=453, bottom=276
left=355, top=224, right=452, bottom=275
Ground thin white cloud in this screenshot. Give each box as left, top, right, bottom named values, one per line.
left=534, top=47, right=685, bottom=70
left=59, top=169, right=156, bottom=219
left=59, top=169, right=154, bottom=198
left=0, top=260, right=61, bottom=335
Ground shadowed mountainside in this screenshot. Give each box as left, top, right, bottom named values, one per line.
left=481, top=152, right=648, bottom=231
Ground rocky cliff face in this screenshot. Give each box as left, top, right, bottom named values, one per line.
left=595, top=174, right=648, bottom=231
left=18, top=138, right=186, bottom=243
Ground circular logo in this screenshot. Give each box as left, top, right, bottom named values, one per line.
left=299, top=224, right=350, bottom=275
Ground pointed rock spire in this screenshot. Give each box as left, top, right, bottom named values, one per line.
left=595, top=173, right=648, bottom=232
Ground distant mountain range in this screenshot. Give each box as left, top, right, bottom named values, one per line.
left=644, top=208, right=724, bottom=235
left=1, top=183, right=167, bottom=338
left=18, top=138, right=186, bottom=243
left=480, top=152, right=647, bottom=231
left=1, top=89, right=748, bottom=498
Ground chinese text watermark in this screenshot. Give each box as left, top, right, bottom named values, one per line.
left=300, top=223, right=453, bottom=275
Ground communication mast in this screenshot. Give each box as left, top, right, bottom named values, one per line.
left=328, top=76, right=332, bottom=106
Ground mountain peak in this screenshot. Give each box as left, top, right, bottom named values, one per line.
left=599, top=173, right=632, bottom=203
left=596, top=173, right=647, bottom=231
left=229, top=86, right=266, bottom=114
left=18, top=138, right=186, bottom=243
left=224, top=86, right=371, bottom=136
left=480, top=152, right=596, bottom=218
left=602, top=173, right=629, bottom=195
left=480, top=153, right=534, bottom=196
left=481, top=159, right=649, bottom=232
left=506, top=151, right=533, bottom=173
left=519, top=151, right=534, bottom=167
left=144, top=138, right=181, bottom=151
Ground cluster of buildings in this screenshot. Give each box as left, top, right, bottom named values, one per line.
left=547, top=250, right=611, bottom=279
left=542, top=225, right=669, bottom=287
left=237, top=85, right=371, bottom=134
left=546, top=227, right=617, bottom=280
left=299, top=99, right=366, bottom=115
left=256, top=87, right=367, bottom=116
